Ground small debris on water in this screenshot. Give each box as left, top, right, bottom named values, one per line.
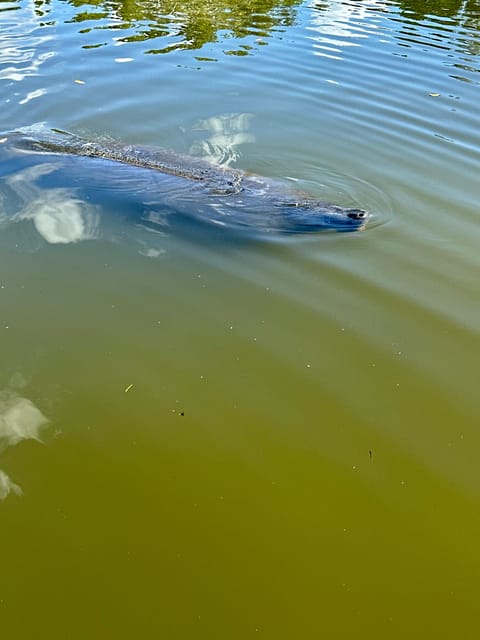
left=429, top=92, right=441, bottom=97
left=369, top=449, right=373, bottom=460
left=74, top=79, right=85, bottom=85
left=124, top=383, right=134, bottom=393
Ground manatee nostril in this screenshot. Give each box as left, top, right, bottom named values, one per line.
left=347, top=210, right=367, bottom=220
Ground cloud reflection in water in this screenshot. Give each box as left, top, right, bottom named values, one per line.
left=5, top=163, right=99, bottom=244
left=0, top=389, right=49, bottom=500
left=189, top=112, right=255, bottom=166
left=19, top=189, right=98, bottom=244
left=0, top=470, right=22, bottom=500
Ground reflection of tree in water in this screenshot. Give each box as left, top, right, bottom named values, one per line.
left=3, top=0, right=51, bottom=16
left=63, top=0, right=302, bottom=54
left=396, top=0, right=479, bottom=56
left=309, top=0, right=479, bottom=22
left=310, top=0, right=479, bottom=57
left=396, top=0, right=479, bottom=20
left=34, top=0, right=52, bottom=17
left=397, top=0, right=463, bottom=19
left=26, top=0, right=479, bottom=57
left=462, top=2, right=480, bottom=57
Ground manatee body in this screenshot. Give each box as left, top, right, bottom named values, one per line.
left=3, top=128, right=369, bottom=235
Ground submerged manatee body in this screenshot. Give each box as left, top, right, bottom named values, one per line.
left=3, top=128, right=369, bottom=236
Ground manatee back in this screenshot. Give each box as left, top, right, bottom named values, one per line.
left=10, top=128, right=244, bottom=196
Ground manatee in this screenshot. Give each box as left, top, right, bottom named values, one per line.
left=2, top=127, right=369, bottom=236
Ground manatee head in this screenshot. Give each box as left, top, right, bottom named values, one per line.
left=277, top=200, right=370, bottom=232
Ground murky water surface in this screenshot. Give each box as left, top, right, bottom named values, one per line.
left=1, top=1, right=479, bottom=637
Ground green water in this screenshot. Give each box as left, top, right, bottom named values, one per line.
left=1, top=0, right=480, bottom=637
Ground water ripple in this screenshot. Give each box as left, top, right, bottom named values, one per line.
left=0, top=2, right=55, bottom=84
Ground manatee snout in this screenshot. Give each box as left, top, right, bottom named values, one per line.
left=346, top=208, right=369, bottom=221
